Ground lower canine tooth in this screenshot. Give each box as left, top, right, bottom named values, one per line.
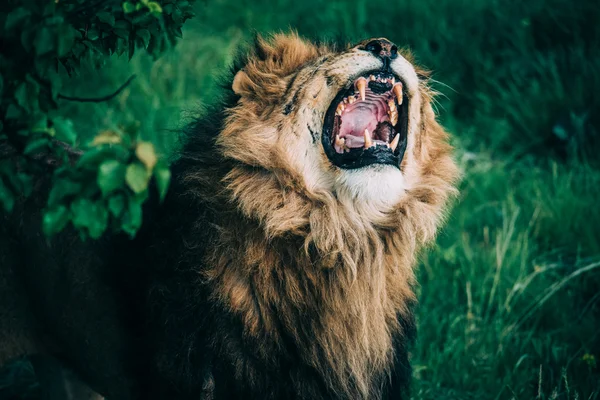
left=388, top=100, right=396, bottom=112
left=364, top=129, right=373, bottom=149
left=390, top=134, right=400, bottom=151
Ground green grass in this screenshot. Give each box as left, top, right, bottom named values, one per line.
left=2, top=0, right=600, bottom=398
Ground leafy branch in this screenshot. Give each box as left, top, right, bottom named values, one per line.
left=0, top=0, right=196, bottom=238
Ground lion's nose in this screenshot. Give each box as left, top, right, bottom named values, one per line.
left=364, top=38, right=398, bottom=69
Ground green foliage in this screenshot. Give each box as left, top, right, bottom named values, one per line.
left=0, top=0, right=195, bottom=238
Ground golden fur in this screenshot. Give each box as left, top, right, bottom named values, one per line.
left=178, top=33, right=459, bottom=398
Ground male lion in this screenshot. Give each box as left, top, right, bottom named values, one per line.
left=0, top=33, right=458, bottom=399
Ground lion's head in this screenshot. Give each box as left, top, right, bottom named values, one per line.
left=215, top=33, right=458, bottom=240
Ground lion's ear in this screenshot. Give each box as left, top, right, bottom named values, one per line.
left=232, top=69, right=251, bottom=95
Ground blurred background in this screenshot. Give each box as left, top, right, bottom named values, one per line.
left=2, top=0, right=600, bottom=398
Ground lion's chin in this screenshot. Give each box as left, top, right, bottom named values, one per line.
left=335, top=164, right=406, bottom=211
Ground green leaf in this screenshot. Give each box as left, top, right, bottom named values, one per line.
left=108, top=194, right=125, bottom=217
left=172, top=26, right=183, bottom=39
left=45, top=68, right=63, bottom=101
left=71, top=198, right=92, bottom=228
left=114, top=20, right=131, bottom=30
left=56, top=26, right=76, bottom=57
left=125, top=162, right=150, bottom=194
left=113, top=28, right=130, bottom=40
left=136, top=29, right=151, bottom=48
left=31, top=115, right=49, bottom=133
left=116, top=37, right=129, bottom=56
left=5, top=8, right=31, bottom=31
left=123, top=2, right=136, bottom=13
left=128, top=38, right=135, bottom=60
left=154, top=164, right=171, bottom=202
left=52, top=117, right=77, bottom=145
left=72, top=42, right=86, bottom=58
left=34, top=27, right=54, bottom=55
left=147, top=1, right=163, bottom=15
left=20, top=27, right=36, bottom=53
left=78, top=146, right=129, bottom=170
left=48, top=179, right=82, bottom=208
left=89, top=204, right=109, bottom=239
left=121, top=194, right=143, bottom=237
left=135, top=141, right=157, bottom=170
left=0, top=163, right=32, bottom=197
left=43, top=206, right=70, bottom=236
left=96, top=11, right=115, bottom=27
left=71, top=198, right=108, bottom=239
left=98, top=160, right=126, bottom=196
left=24, top=137, right=50, bottom=155
left=5, top=104, right=23, bottom=120
left=0, top=178, right=15, bottom=212
left=86, top=28, right=100, bottom=41
left=14, top=82, right=30, bottom=112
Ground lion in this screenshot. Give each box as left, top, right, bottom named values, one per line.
left=0, top=33, right=458, bottom=399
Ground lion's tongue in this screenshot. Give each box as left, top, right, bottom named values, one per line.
left=338, top=98, right=388, bottom=148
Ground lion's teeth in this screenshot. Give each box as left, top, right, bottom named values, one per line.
left=390, top=134, right=400, bottom=152
left=393, top=83, right=403, bottom=103
left=370, top=75, right=375, bottom=81
left=390, top=77, right=395, bottom=85
left=348, top=95, right=356, bottom=104
left=391, top=112, right=398, bottom=126
left=364, top=129, right=373, bottom=149
left=335, top=135, right=345, bottom=148
left=388, top=99, right=396, bottom=112
left=336, top=103, right=345, bottom=115
left=356, top=77, right=367, bottom=101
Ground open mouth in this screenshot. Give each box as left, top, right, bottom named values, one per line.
left=322, top=71, right=408, bottom=169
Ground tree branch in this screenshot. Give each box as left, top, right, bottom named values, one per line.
left=58, top=75, right=137, bottom=103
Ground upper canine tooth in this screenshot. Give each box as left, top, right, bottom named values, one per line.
left=364, top=129, right=373, bottom=149
left=356, top=77, right=367, bottom=101
left=390, top=133, right=400, bottom=151
left=393, top=83, right=403, bottom=102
